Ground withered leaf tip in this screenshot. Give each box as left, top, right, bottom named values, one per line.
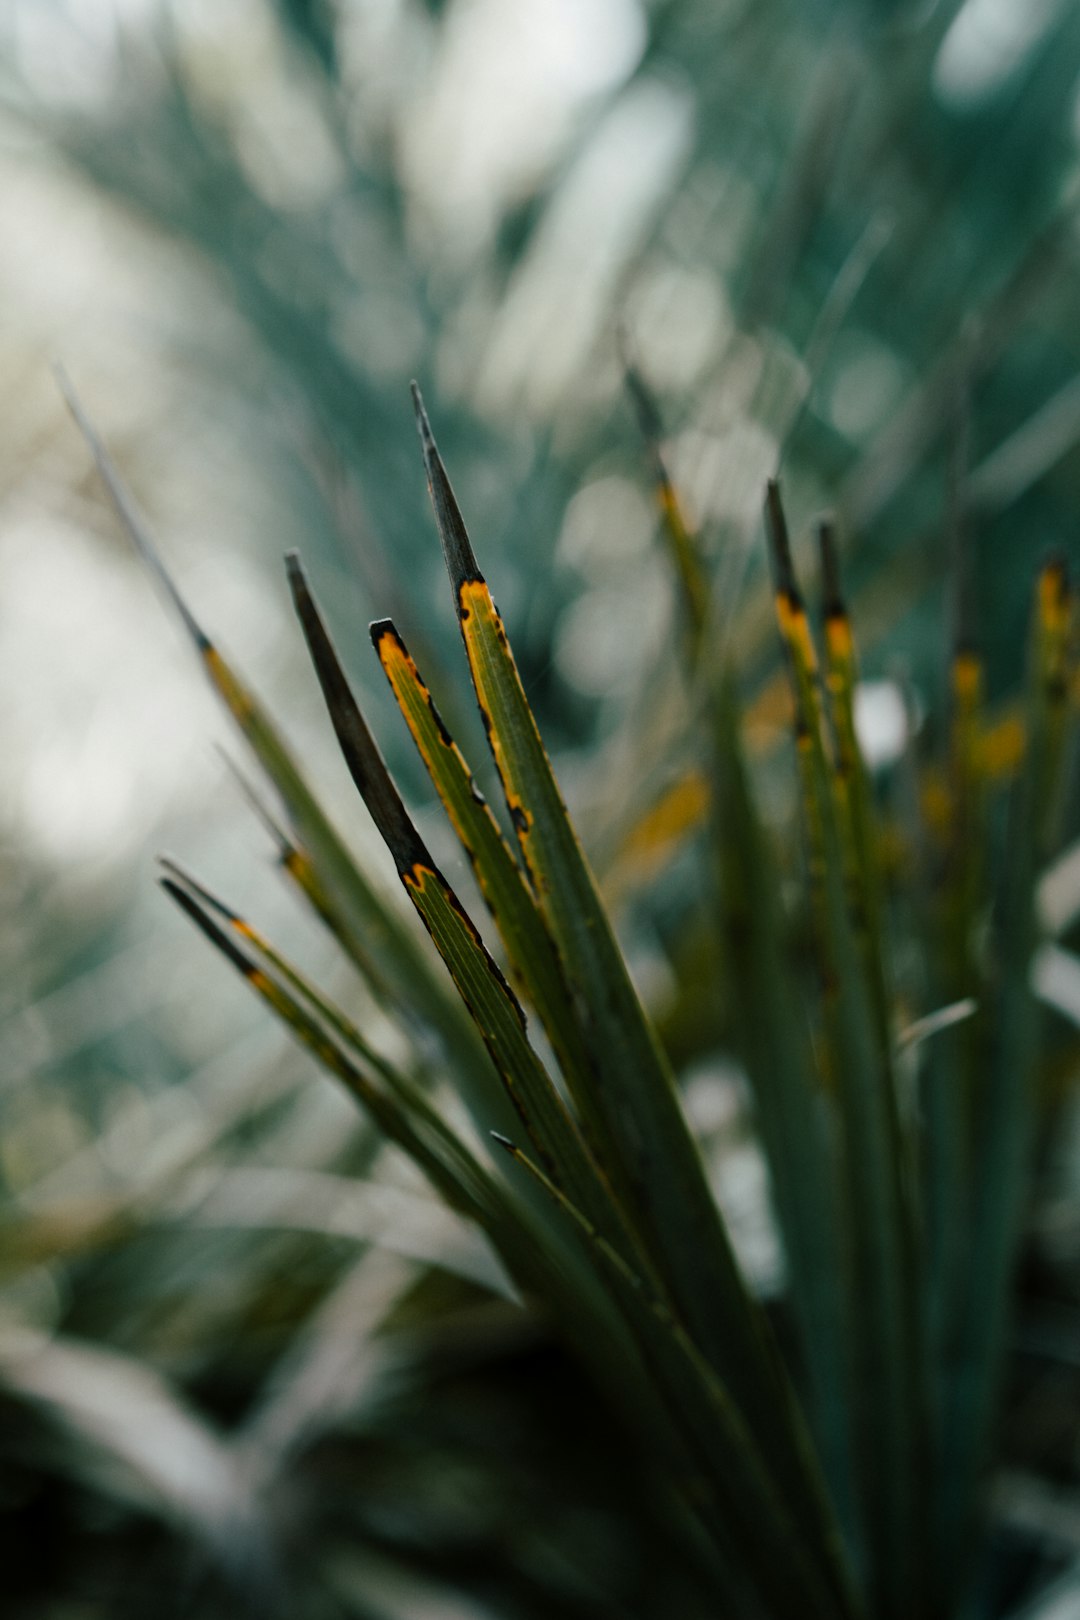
left=288, top=558, right=430, bottom=878
left=158, top=854, right=239, bottom=925
left=764, top=479, right=799, bottom=602
left=369, top=617, right=398, bottom=648
left=161, top=876, right=253, bottom=980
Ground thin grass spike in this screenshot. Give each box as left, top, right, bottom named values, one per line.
left=818, top=516, right=844, bottom=621
left=217, top=746, right=292, bottom=856
left=287, top=555, right=650, bottom=1229
left=286, top=551, right=429, bottom=876
left=411, top=382, right=482, bottom=597
left=159, top=875, right=501, bottom=1230
left=765, top=478, right=800, bottom=605
left=61, top=379, right=521, bottom=1130
left=621, top=351, right=709, bottom=653
left=57, top=366, right=209, bottom=650
left=767, top=479, right=929, bottom=1620
left=162, top=876, right=258, bottom=982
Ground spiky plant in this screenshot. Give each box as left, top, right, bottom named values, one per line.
left=57, top=362, right=1078, bottom=1620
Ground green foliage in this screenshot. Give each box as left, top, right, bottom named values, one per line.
left=64, top=371, right=1078, bottom=1618
left=10, top=4, right=1080, bottom=1616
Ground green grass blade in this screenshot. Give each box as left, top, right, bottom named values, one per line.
left=371, top=619, right=611, bottom=1133
left=160, top=874, right=494, bottom=1227
left=217, top=745, right=390, bottom=982
left=60, top=373, right=495, bottom=1104
left=924, top=592, right=986, bottom=1387
left=158, top=854, right=432, bottom=1114
left=288, top=556, right=643, bottom=1258
left=411, top=386, right=849, bottom=1594
left=160, top=869, right=660, bottom=1424
left=766, top=481, right=929, bottom=1620
left=818, top=519, right=892, bottom=1051
left=158, top=869, right=624, bottom=1336
left=711, top=673, right=862, bottom=1573
left=492, top=1133, right=860, bottom=1620
left=938, top=559, right=1076, bottom=1598
left=623, top=355, right=710, bottom=660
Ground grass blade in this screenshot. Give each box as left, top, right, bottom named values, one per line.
left=623, top=354, right=710, bottom=659
left=161, top=874, right=494, bottom=1227
left=924, top=532, right=986, bottom=1390
left=766, top=480, right=928, bottom=1620
left=60, top=372, right=497, bottom=1111
left=817, top=518, right=892, bottom=1051
left=711, top=672, right=862, bottom=1572
left=938, top=558, right=1076, bottom=1598
left=160, top=872, right=661, bottom=1448
left=371, top=619, right=612, bottom=1129
left=288, top=556, right=642, bottom=1259
left=412, top=386, right=850, bottom=1601
left=492, top=1133, right=859, bottom=1620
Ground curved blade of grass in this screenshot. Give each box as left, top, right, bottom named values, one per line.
left=160, top=872, right=660, bottom=1444
left=766, top=481, right=928, bottom=1620
left=159, top=869, right=631, bottom=1354
left=288, top=556, right=645, bottom=1261
left=59, top=371, right=494, bottom=1107
left=158, top=854, right=435, bottom=1121
left=412, top=385, right=848, bottom=1594
left=160, top=874, right=494, bottom=1227
left=491, top=1133, right=860, bottom=1620
left=938, top=558, right=1076, bottom=1599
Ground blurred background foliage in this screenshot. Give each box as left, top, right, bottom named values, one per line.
left=6, top=0, right=1080, bottom=1615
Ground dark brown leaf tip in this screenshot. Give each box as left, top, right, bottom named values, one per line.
left=286, top=551, right=430, bottom=878
left=158, top=855, right=240, bottom=925
left=410, top=382, right=485, bottom=600
left=369, top=617, right=399, bottom=653
left=56, top=364, right=210, bottom=653
left=764, top=479, right=800, bottom=606
left=816, top=517, right=845, bottom=620
left=161, top=876, right=254, bottom=981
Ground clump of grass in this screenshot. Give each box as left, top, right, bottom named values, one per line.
left=67, top=370, right=1077, bottom=1619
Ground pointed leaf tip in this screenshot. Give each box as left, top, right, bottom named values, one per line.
left=56, top=367, right=209, bottom=652
left=410, top=380, right=435, bottom=453
left=764, top=479, right=799, bottom=602
left=158, top=855, right=240, bottom=925
left=409, top=384, right=483, bottom=597
left=287, top=555, right=430, bottom=877
left=161, top=876, right=254, bottom=980
left=215, top=746, right=292, bottom=855
left=817, top=517, right=844, bottom=618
